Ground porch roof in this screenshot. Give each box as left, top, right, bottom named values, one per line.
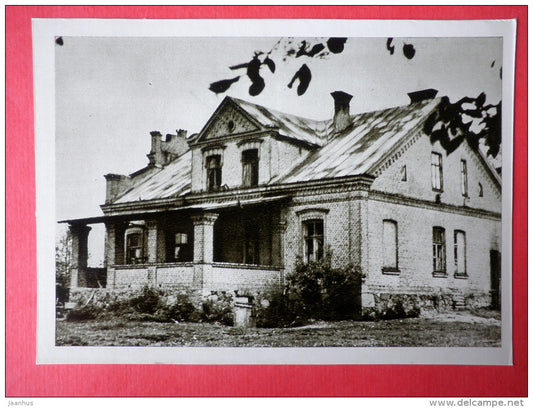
left=59, top=195, right=289, bottom=225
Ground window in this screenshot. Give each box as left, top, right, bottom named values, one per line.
left=432, top=227, right=446, bottom=275
left=478, top=182, right=484, bottom=197
left=206, top=154, right=222, bottom=191
left=460, top=159, right=468, bottom=197
left=243, top=222, right=259, bottom=264
left=303, top=220, right=324, bottom=262
left=431, top=152, right=443, bottom=191
left=173, top=232, right=188, bottom=262
left=242, top=149, right=259, bottom=187
left=454, top=230, right=467, bottom=277
left=126, top=233, right=143, bottom=264
left=382, top=220, right=399, bottom=273
left=400, top=165, right=407, bottom=182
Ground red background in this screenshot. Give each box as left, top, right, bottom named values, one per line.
left=6, top=6, right=527, bottom=397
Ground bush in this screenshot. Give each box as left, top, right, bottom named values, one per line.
left=129, top=286, right=162, bottom=314
left=286, top=253, right=363, bottom=322
left=164, top=294, right=196, bottom=322
left=254, top=286, right=293, bottom=328
left=66, top=304, right=102, bottom=321
left=255, top=254, right=364, bottom=327
left=202, top=293, right=234, bottom=326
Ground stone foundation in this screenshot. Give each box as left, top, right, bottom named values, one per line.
left=361, top=291, right=492, bottom=319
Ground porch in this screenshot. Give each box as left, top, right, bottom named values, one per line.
left=63, top=198, right=288, bottom=295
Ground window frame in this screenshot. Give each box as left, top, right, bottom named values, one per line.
left=206, top=154, right=222, bottom=192
left=241, top=148, right=259, bottom=187
left=432, top=226, right=446, bottom=277
left=125, top=229, right=145, bottom=265
left=460, top=159, right=468, bottom=197
left=454, top=230, right=467, bottom=278
left=431, top=152, right=443, bottom=192
left=173, top=232, right=190, bottom=262
left=303, top=219, right=325, bottom=263
left=382, top=219, right=399, bottom=274
left=297, top=208, right=329, bottom=264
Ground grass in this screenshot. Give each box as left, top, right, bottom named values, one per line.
left=56, top=310, right=501, bottom=347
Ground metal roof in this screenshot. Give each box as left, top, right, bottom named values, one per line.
left=113, top=150, right=192, bottom=204
left=108, top=98, right=441, bottom=205
left=271, top=98, right=441, bottom=184
left=231, top=97, right=331, bottom=147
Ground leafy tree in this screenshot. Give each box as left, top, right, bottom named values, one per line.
left=210, top=37, right=502, bottom=162
left=56, top=230, right=71, bottom=304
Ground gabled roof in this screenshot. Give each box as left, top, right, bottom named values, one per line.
left=271, top=98, right=441, bottom=184
left=194, top=96, right=330, bottom=148
left=113, top=150, right=191, bottom=204
left=106, top=94, right=500, bottom=207
left=231, top=97, right=331, bottom=147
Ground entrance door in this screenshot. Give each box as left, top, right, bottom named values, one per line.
left=490, top=250, right=501, bottom=310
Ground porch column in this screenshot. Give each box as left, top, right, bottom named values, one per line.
left=69, top=224, right=91, bottom=288
left=191, top=213, right=219, bottom=292
left=104, top=221, right=127, bottom=267
left=192, top=213, right=219, bottom=263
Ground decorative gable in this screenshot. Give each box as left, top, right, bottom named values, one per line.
left=199, top=102, right=261, bottom=142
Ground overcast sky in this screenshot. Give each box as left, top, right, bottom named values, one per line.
left=55, top=35, right=503, bottom=263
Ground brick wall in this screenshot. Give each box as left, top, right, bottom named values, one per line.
left=111, top=264, right=195, bottom=290
left=365, top=198, right=501, bottom=297
left=204, top=263, right=282, bottom=293
left=371, top=133, right=501, bottom=213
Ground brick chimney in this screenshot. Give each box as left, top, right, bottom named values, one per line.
left=148, top=129, right=189, bottom=167
left=331, top=91, right=353, bottom=133
left=147, top=131, right=164, bottom=167
left=104, top=173, right=132, bottom=204
left=407, top=88, right=438, bottom=104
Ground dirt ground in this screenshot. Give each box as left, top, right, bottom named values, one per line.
left=56, top=309, right=501, bottom=347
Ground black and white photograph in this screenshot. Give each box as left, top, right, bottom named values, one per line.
left=34, top=19, right=515, bottom=364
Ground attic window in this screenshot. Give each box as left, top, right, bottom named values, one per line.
left=227, top=120, right=235, bottom=132
left=478, top=183, right=484, bottom=197
left=400, top=165, right=407, bottom=182
left=206, top=154, right=222, bottom=191
left=242, top=149, right=259, bottom=187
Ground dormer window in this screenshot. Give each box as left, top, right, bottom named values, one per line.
left=242, top=149, right=259, bottom=187
left=206, top=154, right=222, bottom=191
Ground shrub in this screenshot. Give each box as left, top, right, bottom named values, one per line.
left=129, top=286, right=162, bottom=315
left=254, top=285, right=293, bottom=328
left=202, top=293, right=234, bottom=326
left=66, top=304, right=102, bottom=321
left=285, top=253, right=363, bottom=322
left=164, top=294, right=196, bottom=322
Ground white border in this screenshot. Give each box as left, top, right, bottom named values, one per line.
left=33, top=18, right=516, bottom=365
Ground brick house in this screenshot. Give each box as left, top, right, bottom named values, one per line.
left=62, top=90, right=502, bottom=313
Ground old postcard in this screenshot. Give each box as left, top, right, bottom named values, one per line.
left=33, top=18, right=516, bottom=364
